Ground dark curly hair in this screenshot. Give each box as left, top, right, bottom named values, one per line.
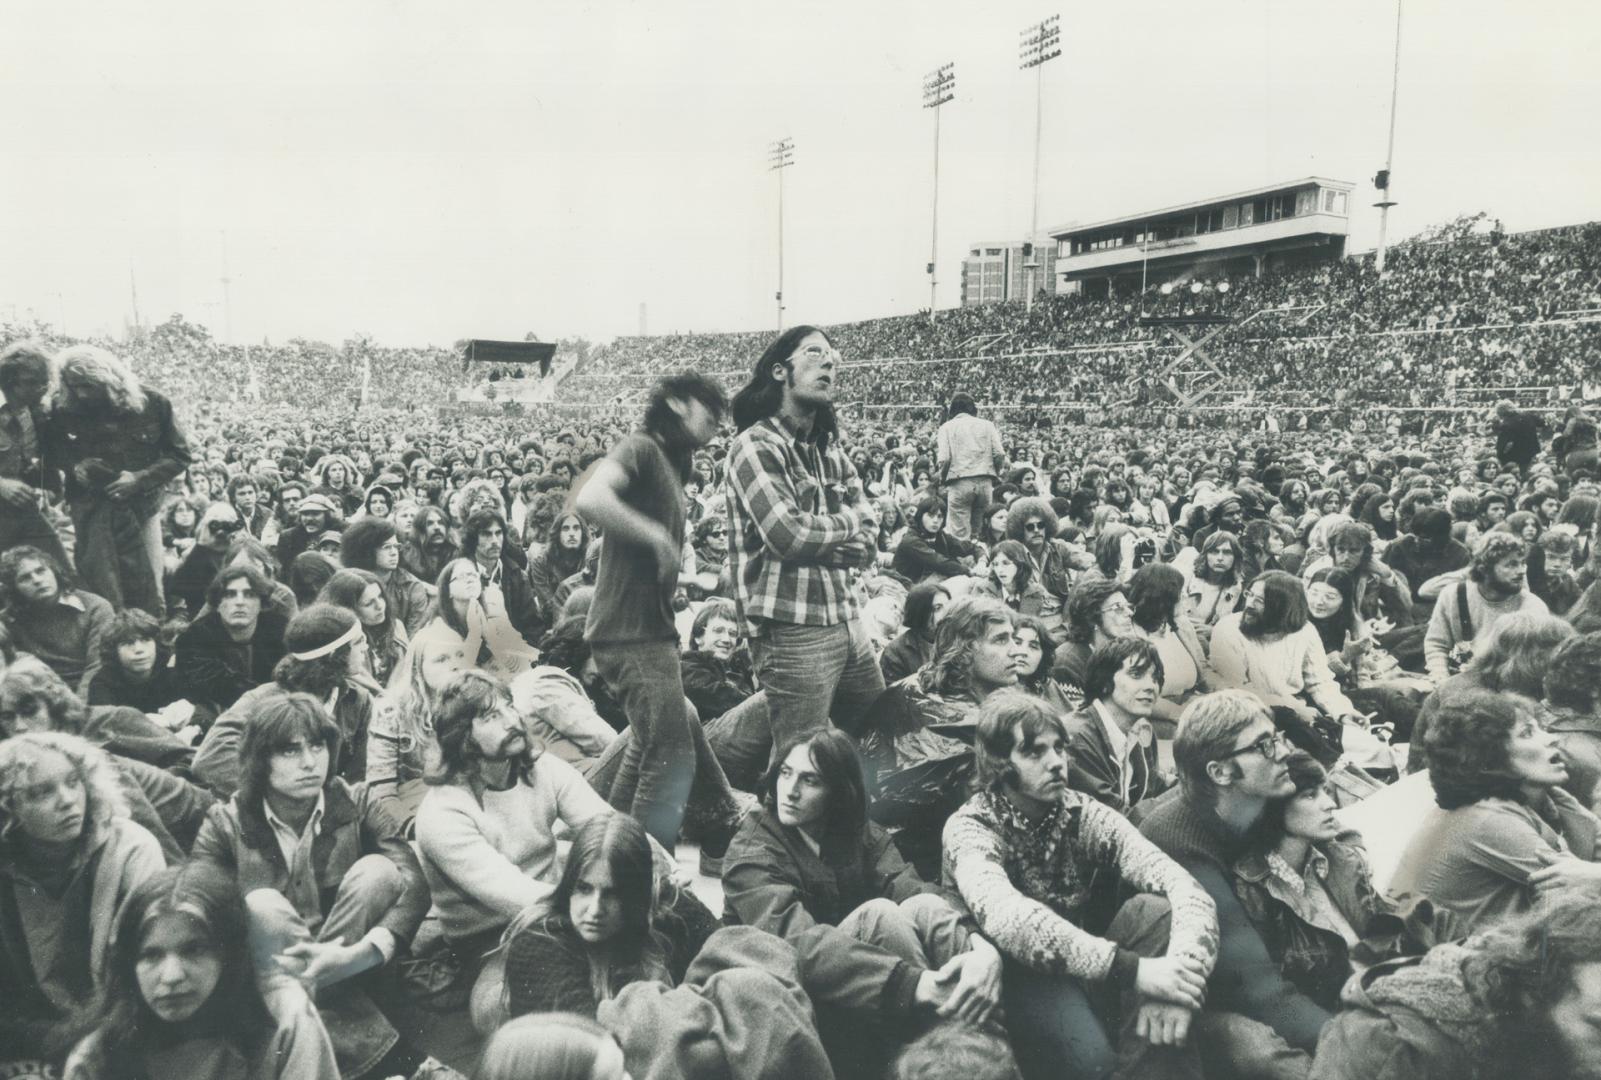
left=1424, top=689, right=1535, bottom=810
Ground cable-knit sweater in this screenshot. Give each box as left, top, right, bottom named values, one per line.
left=941, top=789, right=1217, bottom=986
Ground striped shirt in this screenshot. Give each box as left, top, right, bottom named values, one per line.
left=724, top=414, right=867, bottom=633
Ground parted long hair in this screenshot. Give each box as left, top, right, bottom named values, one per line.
left=545, top=813, right=671, bottom=1001
left=543, top=512, right=590, bottom=581
left=762, top=729, right=870, bottom=856
left=236, top=693, right=341, bottom=812
left=919, top=594, right=1013, bottom=698
left=54, top=344, right=147, bottom=414
left=427, top=668, right=535, bottom=790
left=83, top=864, right=275, bottom=1080
left=974, top=690, right=1067, bottom=795
left=731, top=325, right=840, bottom=450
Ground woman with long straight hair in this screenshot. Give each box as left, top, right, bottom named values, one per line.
left=63, top=863, right=338, bottom=1080
left=319, top=568, right=407, bottom=687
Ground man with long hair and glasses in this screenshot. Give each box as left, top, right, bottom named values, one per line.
left=1139, top=690, right=1328, bottom=1060
left=726, top=327, right=883, bottom=761
left=575, top=371, right=743, bottom=861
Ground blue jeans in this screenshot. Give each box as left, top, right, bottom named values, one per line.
left=704, top=690, right=772, bottom=793
left=591, top=639, right=698, bottom=850
left=944, top=475, right=992, bottom=541
left=748, top=618, right=885, bottom=760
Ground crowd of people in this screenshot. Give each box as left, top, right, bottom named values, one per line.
left=561, top=218, right=1601, bottom=423
left=1, top=216, right=1601, bottom=1080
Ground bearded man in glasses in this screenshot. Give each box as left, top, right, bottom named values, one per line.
left=1140, top=690, right=1329, bottom=1064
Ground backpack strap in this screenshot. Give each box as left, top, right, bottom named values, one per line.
left=1456, top=580, right=1474, bottom=643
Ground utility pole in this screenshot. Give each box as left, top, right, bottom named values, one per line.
left=923, top=63, right=955, bottom=325
left=1374, top=0, right=1403, bottom=276
left=1019, top=14, right=1061, bottom=312
left=769, top=138, right=795, bottom=330
left=129, top=260, right=143, bottom=336
left=220, top=232, right=233, bottom=344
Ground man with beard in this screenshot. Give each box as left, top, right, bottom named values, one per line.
left=274, top=492, right=341, bottom=569
left=1003, top=497, right=1088, bottom=611
left=461, top=507, right=540, bottom=646
left=1424, top=532, right=1548, bottom=683
left=412, top=669, right=621, bottom=972
left=943, top=692, right=1219, bottom=1080
left=575, top=371, right=739, bottom=855
left=0, top=341, right=70, bottom=566
left=401, top=505, right=457, bottom=586
left=45, top=345, right=193, bottom=614
left=1191, top=494, right=1249, bottom=555
left=1140, top=691, right=1327, bottom=1058
left=174, top=564, right=289, bottom=711
left=0, top=545, right=115, bottom=696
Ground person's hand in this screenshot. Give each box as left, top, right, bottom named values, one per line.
left=276, top=940, right=361, bottom=988
left=1531, top=848, right=1601, bottom=897
left=934, top=941, right=1004, bottom=1025
left=914, top=967, right=957, bottom=1012
left=1133, top=1001, right=1193, bottom=1047
left=1134, top=955, right=1208, bottom=1010
left=105, top=470, right=142, bottom=500
left=1368, top=616, right=1395, bottom=637
left=0, top=477, right=35, bottom=508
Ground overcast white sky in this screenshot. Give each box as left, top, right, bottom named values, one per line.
left=2, top=0, right=1597, bottom=347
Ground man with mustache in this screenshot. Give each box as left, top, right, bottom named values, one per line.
left=401, top=505, right=458, bottom=586
left=412, top=669, right=625, bottom=976
left=943, top=692, right=1219, bottom=1080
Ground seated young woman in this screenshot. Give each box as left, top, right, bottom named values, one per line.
left=0, top=733, right=166, bottom=1070
left=63, top=863, right=338, bottom=1080
left=501, top=813, right=719, bottom=1020
left=1230, top=751, right=1394, bottom=1011
left=1009, top=612, right=1077, bottom=716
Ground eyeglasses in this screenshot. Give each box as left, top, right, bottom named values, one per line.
left=1022, top=520, right=1047, bottom=533
left=1216, top=731, right=1292, bottom=763
left=797, top=343, right=839, bottom=362
left=1100, top=600, right=1134, bottom=617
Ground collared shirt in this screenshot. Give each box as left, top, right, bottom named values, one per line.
left=1264, top=848, right=1361, bottom=948
left=1092, top=700, right=1134, bottom=809
left=262, top=792, right=396, bottom=962
left=725, top=415, right=866, bottom=632
left=935, top=413, right=1005, bottom=481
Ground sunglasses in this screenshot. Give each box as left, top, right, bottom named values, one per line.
left=1023, top=520, right=1047, bottom=533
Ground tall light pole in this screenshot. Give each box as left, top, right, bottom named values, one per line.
left=923, top=63, right=955, bottom=325
left=1019, top=14, right=1060, bottom=312
left=1373, top=0, right=1403, bottom=276
left=769, top=138, right=795, bottom=330
left=220, top=231, right=233, bottom=344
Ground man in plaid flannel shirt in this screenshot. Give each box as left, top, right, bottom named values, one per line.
left=725, top=326, right=885, bottom=757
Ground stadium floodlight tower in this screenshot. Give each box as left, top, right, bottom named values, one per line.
left=1019, top=14, right=1060, bottom=313
left=1373, top=0, right=1403, bottom=276
left=769, top=138, right=795, bottom=330
left=923, top=63, right=955, bottom=326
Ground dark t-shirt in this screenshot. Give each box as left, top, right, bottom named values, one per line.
left=585, top=431, right=685, bottom=645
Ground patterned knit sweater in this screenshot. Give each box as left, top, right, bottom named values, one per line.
left=941, top=789, right=1218, bottom=984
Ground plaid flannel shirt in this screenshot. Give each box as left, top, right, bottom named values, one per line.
left=724, top=415, right=866, bottom=633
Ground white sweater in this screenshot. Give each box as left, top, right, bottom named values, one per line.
left=1209, top=613, right=1355, bottom=719
left=414, top=754, right=610, bottom=941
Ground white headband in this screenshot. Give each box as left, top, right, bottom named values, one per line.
left=290, top=620, right=363, bottom=661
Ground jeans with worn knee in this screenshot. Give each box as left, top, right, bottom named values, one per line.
left=748, top=618, right=885, bottom=760
left=592, top=638, right=700, bottom=850
left=705, top=690, right=773, bottom=793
